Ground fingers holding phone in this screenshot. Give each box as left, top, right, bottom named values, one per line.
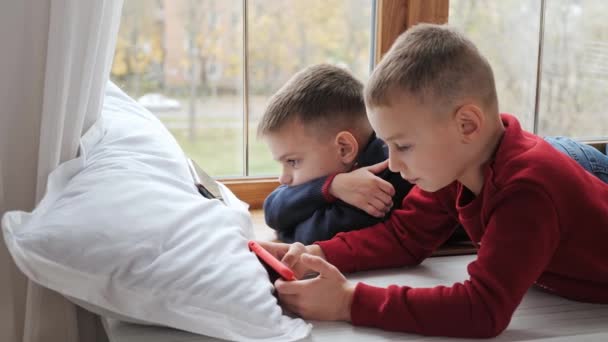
left=249, top=241, right=296, bottom=281
left=282, top=242, right=327, bottom=279
left=252, top=241, right=327, bottom=280
left=255, top=241, right=291, bottom=261
left=249, top=240, right=355, bottom=322
left=274, top=254, right=354, bottom=322
left=281, top=242, right=307, bottom=269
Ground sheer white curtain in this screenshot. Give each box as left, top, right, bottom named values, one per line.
left=0, top=1, right=123, bottom=342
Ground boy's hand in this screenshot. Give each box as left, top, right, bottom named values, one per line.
left=257, top=241, right=326, bottom=280
left=275, top=254, right=354, bottom=322
left=329, top=160, right=395, bottom=217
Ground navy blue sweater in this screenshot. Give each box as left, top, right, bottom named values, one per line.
left=263, top=134, right=413, bottom=244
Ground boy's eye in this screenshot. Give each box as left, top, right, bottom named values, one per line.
left=286, top=159, right=300, bottom=167
left=394, top=144, right=412, bottom=152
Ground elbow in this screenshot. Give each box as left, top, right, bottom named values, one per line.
left=262, top=203, right=279, bottom=229
left=473, top=311, right=511, bottom=338
left=410, top=255, right=426, bottom=266
left=263, top=215, right=278, bottom=229
left=262, top=213, right=277, bottom=229
left=478, top=324, right=508, bottom=339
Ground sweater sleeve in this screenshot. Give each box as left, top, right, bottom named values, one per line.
left=334, top=185, right=561, bottom=338
left=280, top=202, right=386, bottom=245
left=316, top=185, right=459, bottom=272
left=265, top=174, right=389, bottom=244
left=263, top=176, right=330, bottom=232
left=287, top=169, right=412, bottom=244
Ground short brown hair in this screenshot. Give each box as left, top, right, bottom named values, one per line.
left=365, top=23, right=498, bottom=113
left=258, top=64, right=368, bottom=139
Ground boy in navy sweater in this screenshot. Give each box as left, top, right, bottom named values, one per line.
left=257, top=64, right=419, bottom=244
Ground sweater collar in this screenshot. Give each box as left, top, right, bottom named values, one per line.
left=354, top=132, right=386, bottom=168
left=457, top=113, right=527, bottom=212
left=492, top=113, right=529, bottom=164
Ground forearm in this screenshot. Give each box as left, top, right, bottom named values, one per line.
left=293, top=202, right=386, bottom=244
left=350, top=281, right=505, bottom=337
left=349, top=185, right=561, bottom=337
left=316, top=187, right=459, bottom=273
left=263, top=177, right=328, bottom=229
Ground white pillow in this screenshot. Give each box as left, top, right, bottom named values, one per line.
left=2, top=82, right=311, bottom=342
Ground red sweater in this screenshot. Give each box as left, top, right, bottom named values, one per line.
left=316, top=114, right=608, bottom=338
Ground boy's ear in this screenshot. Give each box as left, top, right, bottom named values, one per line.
left=334, top=131, right=359, bottom=164
left=453, top=104, right=483, bottom=143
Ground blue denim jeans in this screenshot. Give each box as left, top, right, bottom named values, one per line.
left=545, top=136, right=608, bottom=184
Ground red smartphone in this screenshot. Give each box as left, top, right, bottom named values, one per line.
left=248, top=241, right=296, bottom=281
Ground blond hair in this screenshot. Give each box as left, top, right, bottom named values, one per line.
left=365, top=23, right=498, bottom=113
left=258, top=64, right=369, bottom=140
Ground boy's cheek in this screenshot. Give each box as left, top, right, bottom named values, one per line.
left=290, top=172, right=312, bottom=187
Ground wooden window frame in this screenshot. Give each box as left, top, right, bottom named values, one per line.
left=374, top=0, right=448, bottom=64
left=222, top=0, right=449, bottom=208
left=219, top=177, right=280, bottom=210
left=585, top=141, right=608, bottom=153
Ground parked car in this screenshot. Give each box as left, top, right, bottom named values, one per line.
left=137, top=93, right=181, bottom=112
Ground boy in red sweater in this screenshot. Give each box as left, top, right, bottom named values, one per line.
left=259, top=24, right=608, bottom=338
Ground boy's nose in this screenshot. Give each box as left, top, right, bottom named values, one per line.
left=388, top=155, right=400, bottom=173
left=278, top=173, right=292, bottom=186
left=388, top=154, right=409, bottom=177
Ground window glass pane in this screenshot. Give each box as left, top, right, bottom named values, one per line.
left=539, top=0, right=608, bottom=138
left=247, top=0, right=373, bottom=176
left=449, top=1, right=541, bottom=131
left=111, top=0, right=244, bottom=177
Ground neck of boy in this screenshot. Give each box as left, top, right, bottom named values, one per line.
left=460, top=118, right=506, bottom=196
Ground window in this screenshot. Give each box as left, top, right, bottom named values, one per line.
left=449, top=1, right=541, bottom=132
left=539, top=0, right=608, bottom=138
left=449, top=0, right=608, bottom=139
left=111, top=0, right=373, bottom=178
